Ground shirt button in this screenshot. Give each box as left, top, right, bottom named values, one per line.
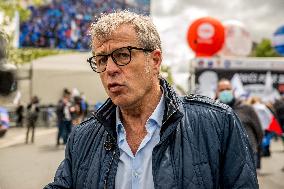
left=134, top=172, right=139, bottom=178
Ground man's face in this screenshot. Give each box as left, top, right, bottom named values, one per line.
left=92, top=25, right=161, bottom=109
left=217, top=80, right=232, bottom=95
left=216, top=80, right=234, bottom=104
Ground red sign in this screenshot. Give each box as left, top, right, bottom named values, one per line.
left=187, top=17, right=225, bottom=57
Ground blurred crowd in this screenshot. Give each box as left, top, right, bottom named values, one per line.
left=20, top=0, right=150, bottom=50
left=215, top=79, right=284, bottom=173
left=55, top=88, right=90, bottom=145
left=0, top=87, right=105, bottom=145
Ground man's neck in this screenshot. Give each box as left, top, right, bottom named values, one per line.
left=120, top=84, right=162, bottom=129
left=118, top=83, right=162, bottom=155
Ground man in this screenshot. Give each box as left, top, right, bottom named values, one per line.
left=45, top=11, right=258, bottom=189
left=274, top=96, right=284, bottom=134
left=26, top=95, right=40, bottom=143
left=15, top=102, right=24, bottom=127
left=216, top=79, right=263, bottom=170
left=56, top=89, right=72, bottom=145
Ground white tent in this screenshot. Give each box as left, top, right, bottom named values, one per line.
left=16, top=53, right=108, bottom=105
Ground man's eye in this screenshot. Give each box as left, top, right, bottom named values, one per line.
left=97, top=56, right=108, bottom=65
left=121, top=53, right=130, bottom=58
left=116, top=52, right=130, bottom=59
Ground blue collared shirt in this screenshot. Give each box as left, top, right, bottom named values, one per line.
left=115, top=93, right=165, bottom=189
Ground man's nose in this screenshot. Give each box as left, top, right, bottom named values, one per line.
left=105, top=56, right=120, bottom=74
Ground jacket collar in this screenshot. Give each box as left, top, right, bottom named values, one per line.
left=159, top=78, right=183, bottom=124
left=159, top=78, right=184, bottom=139
left=95, top=77, right=183, bottom=139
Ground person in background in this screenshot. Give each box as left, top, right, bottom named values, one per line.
left=248, top=96, right=283, bottom=157
left=56, top=88, right=72, bottom=145
left=216, top=79, right=263, bottom=171
left=80, top=93, right=89, bottom=120
left=273, top=96, right=284, bottom=144
left=45, top=11, right=258, bottom=189
left=26, top=96, right=40, bottom=144
left=15, top=102, right=24, bottom=127
left=70, top=95, right=84, bottom=126
left=0, top=106, right=9, bottom=138
left=246, top=96, right=275, bottom=171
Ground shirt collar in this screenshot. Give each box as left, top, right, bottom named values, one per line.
left=148, top=90, right=165, bottom=128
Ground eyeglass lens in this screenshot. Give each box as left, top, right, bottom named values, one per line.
left=96, top=47, right=131, bottom=69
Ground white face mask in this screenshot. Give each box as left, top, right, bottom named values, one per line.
left=218, top=90, right=234, bottom=104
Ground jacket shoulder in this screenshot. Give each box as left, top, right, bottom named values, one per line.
left=80, top=115, right=97, bottom=126
left=72, top=115, right=102, bottom=140
left=183, top=94, right=230, bottom=111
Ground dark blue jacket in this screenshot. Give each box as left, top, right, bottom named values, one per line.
left=44, top=79, right=258, bottom=189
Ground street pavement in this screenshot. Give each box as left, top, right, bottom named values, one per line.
left=0, top=127, right=65, bottom=189
left=258, top=138, right=284, bottom=189
left=0, top=127, right=283, bottom=189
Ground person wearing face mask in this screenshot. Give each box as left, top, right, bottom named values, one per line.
left=216, top=79, right=263, bottom=170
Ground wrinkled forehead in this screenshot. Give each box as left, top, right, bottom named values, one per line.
left=92, top=24, right=139, bottom=51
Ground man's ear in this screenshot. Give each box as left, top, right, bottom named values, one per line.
left=151, top=49, right=162, bottom=73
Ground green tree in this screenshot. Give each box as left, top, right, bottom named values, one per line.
left=250, top=38, right=280, bottom=57
left=0, top=0, right=30, bottom=22
left=8, top=48, right=73, bottom=65
left=161, top=65, right=187, bottom=95
left=161, top=65, right=173, bottom=85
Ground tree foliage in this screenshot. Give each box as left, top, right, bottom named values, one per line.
left=0, top=0, right=53, bottom=22
left=250, top=38, right=281, bottom=57
left=160, top=65, right=187, bottom=95
left=161, top=65, right=173, bottom=85
left=8, top=48, right=73, bottom=65
left=0, top=0, right=30, bottom=22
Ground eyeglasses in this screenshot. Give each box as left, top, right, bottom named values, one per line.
left=87, top=46, right=153, bottom=73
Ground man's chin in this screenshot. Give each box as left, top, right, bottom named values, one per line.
left=110, top=94, right=125, bottom=105
left=110, top=97, right=132, bottom=108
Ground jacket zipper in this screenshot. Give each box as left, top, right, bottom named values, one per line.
left=103, top=143, right=116, bottom=189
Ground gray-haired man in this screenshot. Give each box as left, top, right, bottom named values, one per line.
left=45, top=11, right=258, bottom=189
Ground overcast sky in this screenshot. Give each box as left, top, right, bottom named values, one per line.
left=151, top=0, right=284, bottom=41
left=150, top=0, right=284, bottom=91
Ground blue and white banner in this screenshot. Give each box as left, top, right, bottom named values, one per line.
left=272, top=25, right=284, bottom=56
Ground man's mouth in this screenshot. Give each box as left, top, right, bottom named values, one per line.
left=107, top=83, right=124, bottom=92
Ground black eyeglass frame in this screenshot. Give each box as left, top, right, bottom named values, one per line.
left=87, top=46, right=153, bottom=73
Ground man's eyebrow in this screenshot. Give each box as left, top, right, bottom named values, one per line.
left=93, top=51, right=107, bottom=56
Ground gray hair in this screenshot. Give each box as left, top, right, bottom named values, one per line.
left=89, top=11, right=162, bottom=52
